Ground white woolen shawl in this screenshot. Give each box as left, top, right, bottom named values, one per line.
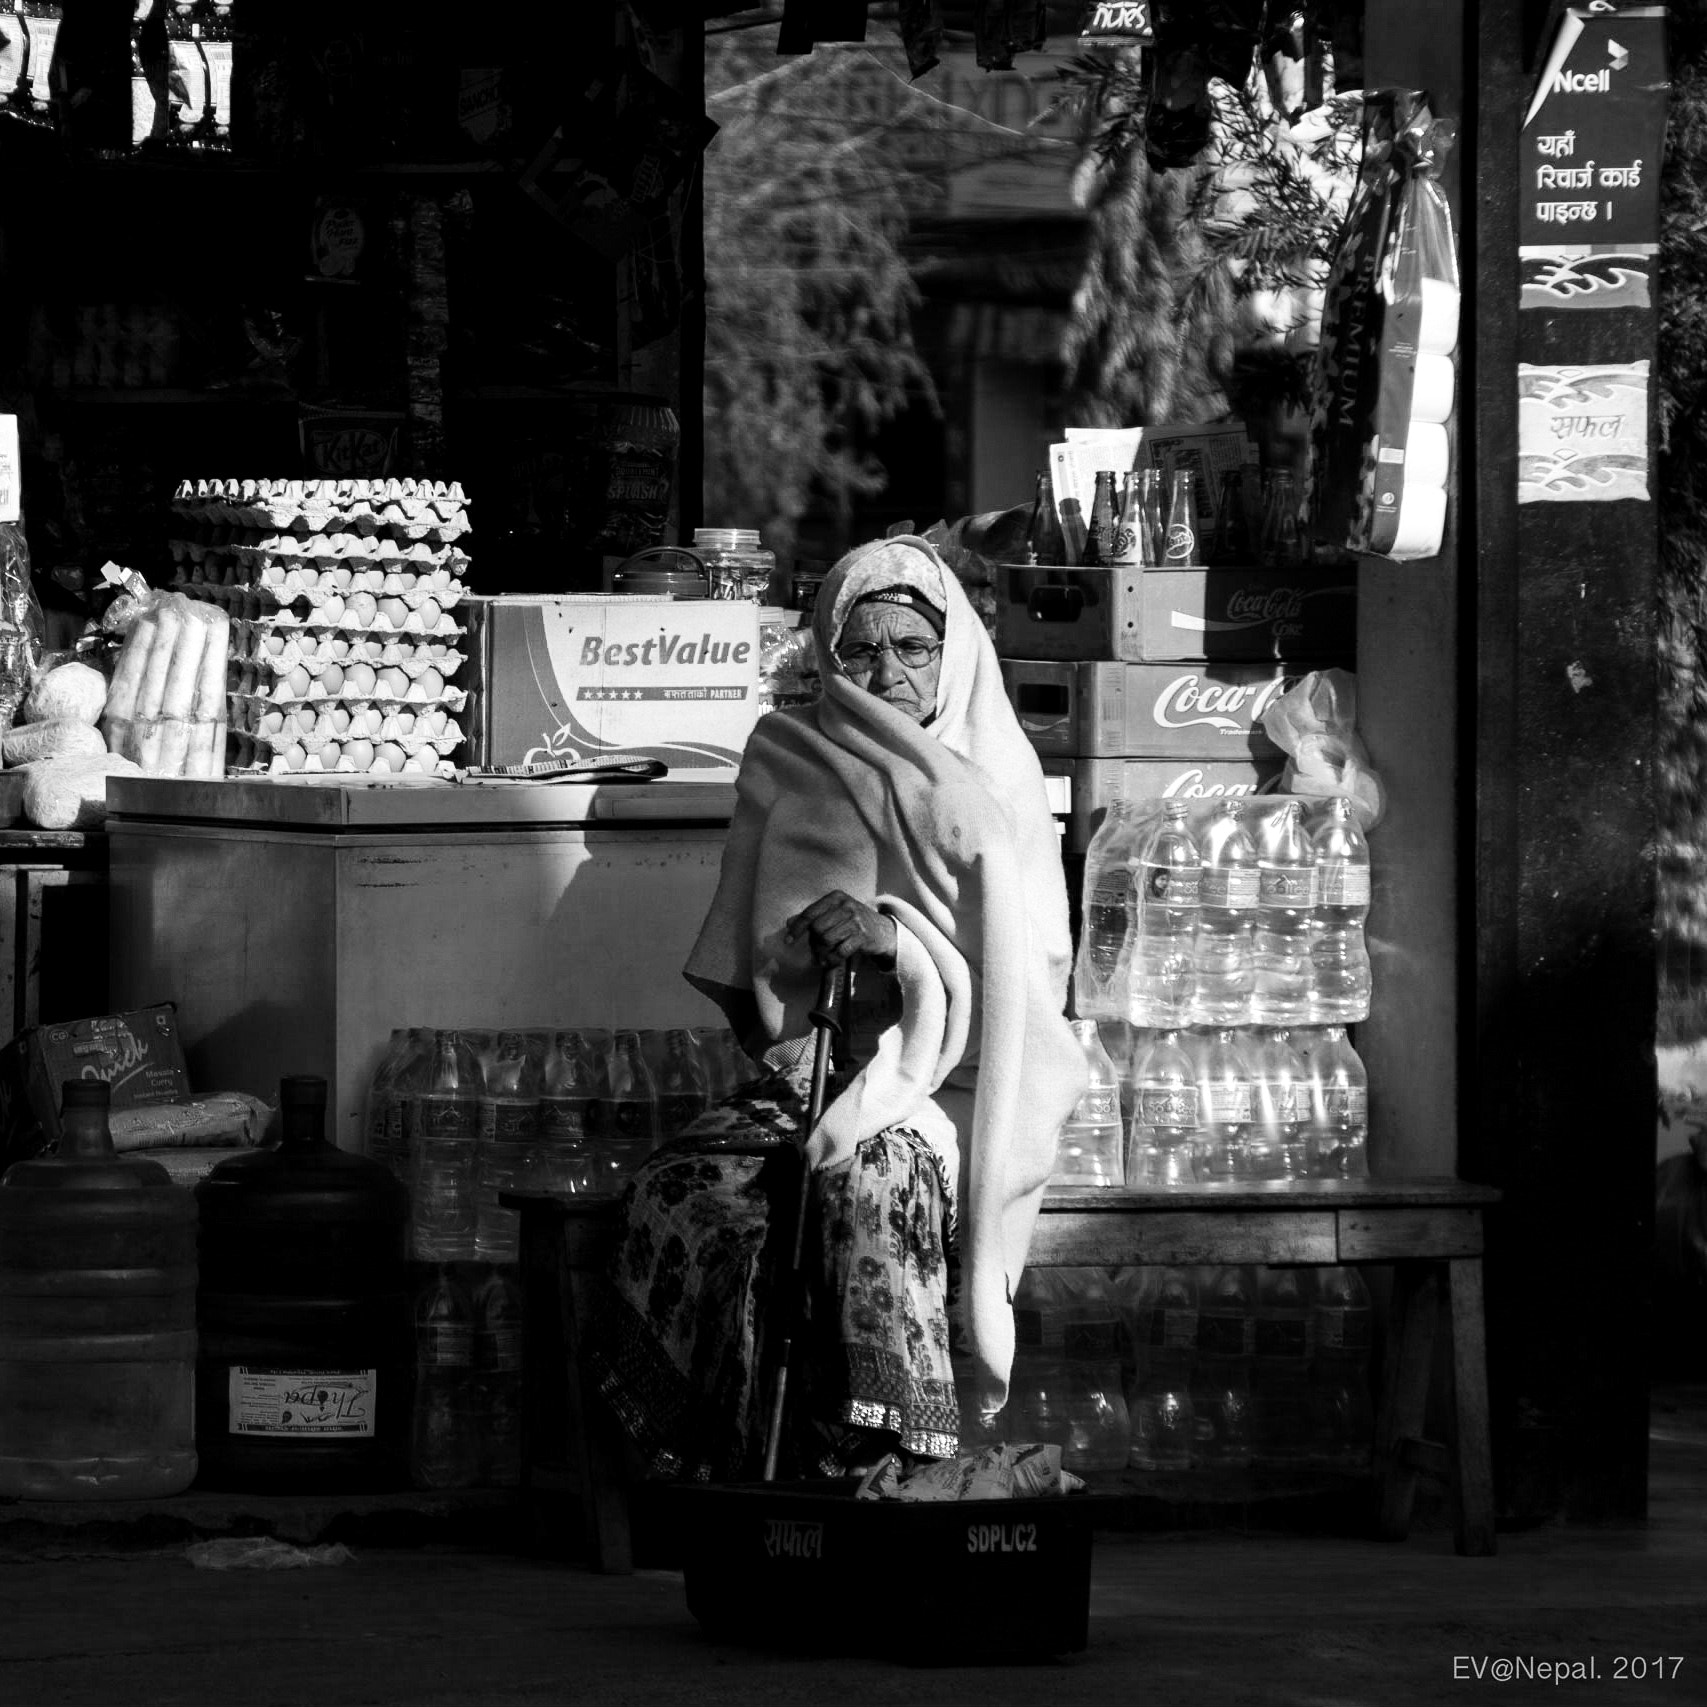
left=684, top=536, right=1086, bottom=1414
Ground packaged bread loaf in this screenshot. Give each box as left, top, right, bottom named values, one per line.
left=22, top=661, right=108, bottom=727
left=3, top=717, right=108, bottom=767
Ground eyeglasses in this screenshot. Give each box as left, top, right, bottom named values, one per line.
left=835, top=637, right=943, bottom=673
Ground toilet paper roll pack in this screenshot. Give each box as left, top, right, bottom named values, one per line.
left=1310, top=91, right=1460, bottom=563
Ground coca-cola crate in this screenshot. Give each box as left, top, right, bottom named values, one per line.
left=1042, top=755, right=1284, bottom=854
left=1004, top=658, right=1330, bottom=761
left=995, top=563, right=1356, bottom=663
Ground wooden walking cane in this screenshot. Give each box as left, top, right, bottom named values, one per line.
left=761, top=961, right=847, bottom=1483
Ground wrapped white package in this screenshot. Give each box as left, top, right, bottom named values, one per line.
left=3, top=718, right=107, bottom=767
left=21, top=752, right=145, bottom=829
left=23, top=661, right=108, bottom=727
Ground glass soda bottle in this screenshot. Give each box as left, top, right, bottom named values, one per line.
left=1054, top=1020, right=1124, bottom=1187
left=1192, top=1265, right=1256, bottom=1471
left=654, top=1028, right=711, bottom=1143
left=1163, top=468, right=1200, bottom=565
left=1130, top=801, right=1200, bottom=1028
left=1298, top=1024, right=1369, bottom=1179
left=474, top=1030, right=540, bottom=1263
left=1082, top=800, right=1138, bottom=1014
left=1128, top=1265, right=1197, bottom=1472
left=1025, top=466, right=1067, bottom=566
left=1309, top=796, right=1372, bottom=1022
left=1252, top=800, right=1318, bottom=1026
left=410, top=1266, right=477, bottom=1490
left=1137, top=468, right=1166, bottom=567
left=1259, top=469, right=1305, bottom=568
left=1243, top=1027, right=1308, bottom=1181
left=1086, top=469, right=1118, bottom=567
left=603, top=1030, right=660, bottom=1190
left=471, top=1267, right=525, bottom=1488
left=1211, top=467, right=1256, bottom=565
left=1110, top=472, right=1155, bottom=567
left=1191, top=1026, right=1254, bottom=1183
left=1192, top=801, right=1258, bottom=1025
left=537, top=1030, right=608, bottom=1195
left=1126, top=1028, right=1198, bottom=1187
left=411, top=1031, right=480, bottom=1262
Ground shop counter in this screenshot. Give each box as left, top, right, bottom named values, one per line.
left=106, top=775, right=736, bottom=1150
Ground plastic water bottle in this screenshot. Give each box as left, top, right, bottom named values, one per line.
left=1060, top=1270, right=1131, bottom=1472
left=363, top=1029, right=413, bottom=1176
left=1310, top=797, right=1372, bottom=1021
left=1125, top=1028, right=1198, bottom=1187
left=1297, top=1024, right=1370, bottom=1179
left=474, top=1031, right=541, bottom=1263
left=1130, top=801, right=1201, bottom=1028
left=1083, top=801, right=1138, bottom=1013
left=537, top=1030, right=608, bottom=1194
left=1253, top=801, right=1318, bottom=1025
left=603, top=1031, right=660, bottom=1189
left=410, top=1031, right=480, bottom=1261
left=1008, top=1269, right=1073, bottom=1447
left=691, top=1026, right=747, bottom=1101
left=1128, top=1266, right=1197, bottom=1471
left=1192, top=1265, right=1256, bottom=1471
left=1053, top=1020, right=1125, bottom=1187
left=411, top=1266, right=477, bottom=1489
left=1254, top=1266, right=1314, bottom=1467
left=1310, top=1266, right=1374, bottom=1470
left=1243, top=1028, right=1308, bottom=1181
left=1193, top=801, right=1258, bottom=1025
left=472, top=1267, right=524, bottom=1488
left=1190, top=1026, right=1254, bottom=1183
left=654, top=1028, right=711, bottom=1142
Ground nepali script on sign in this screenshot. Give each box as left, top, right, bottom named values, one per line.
left=1517, top=362, right=1650, bottom=505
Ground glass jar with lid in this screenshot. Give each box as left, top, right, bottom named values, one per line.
left=692, top=528, right=777, bottom=603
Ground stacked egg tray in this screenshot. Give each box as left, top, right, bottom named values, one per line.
left=168, top=478, right=473, bottom=777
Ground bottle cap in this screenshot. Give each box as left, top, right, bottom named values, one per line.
left=279, top=1075, right=330, bottom=1109
left=60, top=1079, right=111, bottom=1109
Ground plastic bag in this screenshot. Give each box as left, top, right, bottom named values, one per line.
left=186, top=1537, right=354, bottom=1571
left=1259, top=667, right=1385, bottom=831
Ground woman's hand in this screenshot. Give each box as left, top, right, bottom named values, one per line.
left=784, top=891, right=898, bottom=969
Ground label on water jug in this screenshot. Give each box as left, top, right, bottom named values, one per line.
left=1141, top=862, right=1200, bottom=908
left=228, top=1368, right=377, bottom=1437
left=540, top=1096, right=597, bottom=1142
left=1318, top=866, right=1371, bottom=907
left=1314, top=1307, right=1372, bottom=1354
left=1319, top=1087, right=1368, bottom=1122
left=1200, top=867, right=1259, bottom=910
left=1258, top=865, right=1319, bottom=908
left=417, top=1095, right=478, bottom=1142
left=1204, top=1083, right=1253, bottom=1125
left=1138, top=1086, right=1199, bottom=1126
left=1078, top=1087, right=1121, bottom=1124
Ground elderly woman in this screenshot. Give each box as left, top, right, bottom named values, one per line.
left=591, top=536, right=1084, bottom=1479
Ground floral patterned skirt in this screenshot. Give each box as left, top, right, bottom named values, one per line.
left=588, top=1069, right=959, bottom=1481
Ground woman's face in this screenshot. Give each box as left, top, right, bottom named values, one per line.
left=835, top=601, right=942, bottom=723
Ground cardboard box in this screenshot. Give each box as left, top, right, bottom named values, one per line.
left=465, top=595, right=761, bottom=774
left=1042, top=755, right=1285, bottom=853
left=996, top=564, right=1357, bottom=663
left=0, top=1003, right=193, bottom=1165
left=1003, top=658, right=1311, bottom=760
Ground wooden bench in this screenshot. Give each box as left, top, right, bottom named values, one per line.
left=508, top=1176, right=1499, bottom=1573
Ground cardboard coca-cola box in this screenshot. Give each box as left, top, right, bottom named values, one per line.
left=0, top=1003, right=193, bottom=1165
left=1002, top=659, right=1325, bottom=760
left=1041, top=755, right=1285, bottom=854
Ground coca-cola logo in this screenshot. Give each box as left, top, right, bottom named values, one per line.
left=1161, top=768, right=1272, bottom=798
left=1225, top=587, right=1308, bottom=623
left=1152, top=673, right=1291, bottom=732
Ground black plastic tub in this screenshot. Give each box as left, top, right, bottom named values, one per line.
left=667, top=1482, right=1095, bottom=1663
